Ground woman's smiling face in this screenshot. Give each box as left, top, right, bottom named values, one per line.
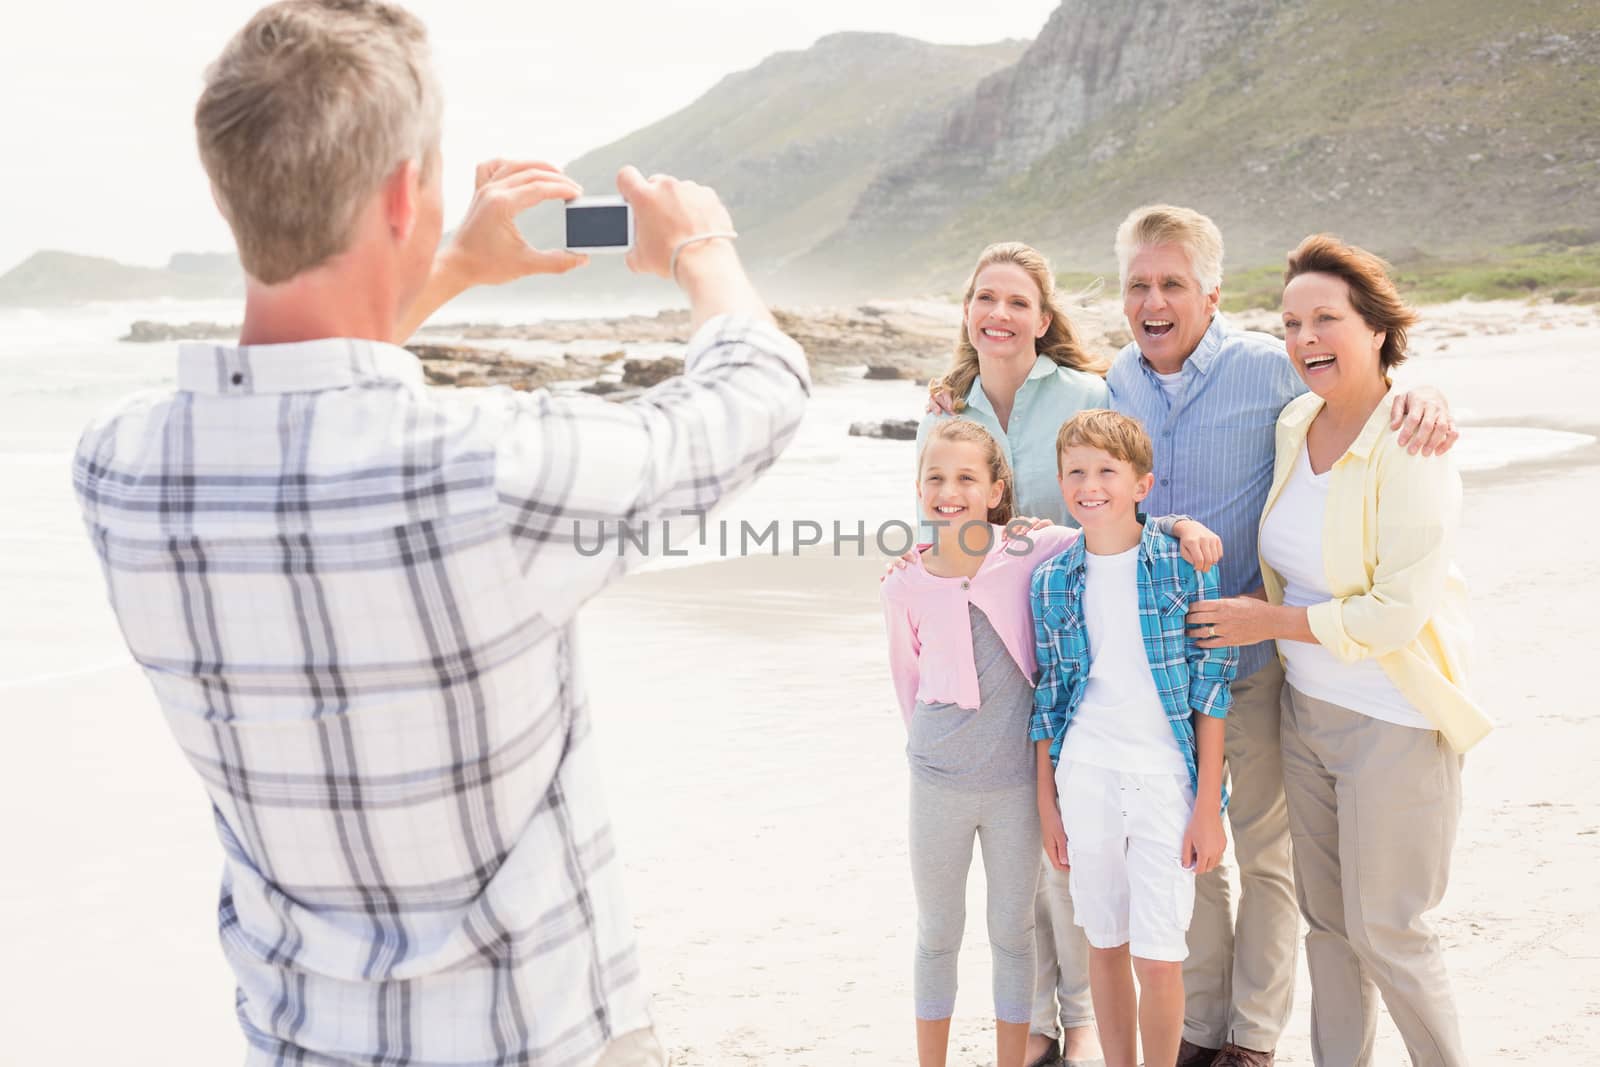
left=965, top=262, right=1051, bottom=363
left=918, top=437, right=1004, bottom=530
left=1281, top=271, right=1386, bottom=399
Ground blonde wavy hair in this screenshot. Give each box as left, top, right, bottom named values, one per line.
left=930, top=242, right=1104, bottom=413
left=916, top=418, right=1017, bottom=527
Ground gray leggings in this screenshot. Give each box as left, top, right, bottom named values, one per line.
left=909, top=777, right=1041, bottom=1023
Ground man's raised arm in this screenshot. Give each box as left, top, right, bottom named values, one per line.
left=489, top=165, right=811, bottom=624
left=397, top=159, right=589, bottom=339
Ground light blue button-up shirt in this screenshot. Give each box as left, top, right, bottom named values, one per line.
left=1107, top=313, right=1306, bottom=680
left=916, top=355, right=1109, bottom=530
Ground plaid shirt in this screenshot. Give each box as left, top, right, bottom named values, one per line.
left=71, top=314, right=809, bottom=1067
left=1029, top=518, right=1238, bottom=799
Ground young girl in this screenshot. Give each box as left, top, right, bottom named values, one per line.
left=882, top=417, right=1073, bottom=1067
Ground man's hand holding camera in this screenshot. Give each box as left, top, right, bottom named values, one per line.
left=444, top=159, right=589, bottom=286
left=399, top=158, right=586, bottom=337
left=404, top=158, right=764, bottom=337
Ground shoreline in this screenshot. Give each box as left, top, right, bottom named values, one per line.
left=108, top=295, right=1600, bottom=394
left=3, top=297, right=1599, bottom=1063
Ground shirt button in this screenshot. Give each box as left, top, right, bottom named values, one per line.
left=1161, top=430, right=1171, bottom=438
left=961, top=580, right=970, bottom=590
left=231, top=372, right=244, bottom=386
left=1161, top=478, right=1170, bottom=486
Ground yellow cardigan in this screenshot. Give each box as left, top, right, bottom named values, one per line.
left=1258, top=391, right=1493, bottom=753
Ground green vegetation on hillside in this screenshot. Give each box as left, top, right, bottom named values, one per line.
left=1051, top=233, right=1600, bottom=313
left=814, top=0, right=1600, bottom=299
left=1216, top=235, right=1600, bottom=312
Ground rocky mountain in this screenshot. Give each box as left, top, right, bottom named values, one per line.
left=564, top=32, right=1026, bottom=270
left=790, top=0, right=1600, bottom=293
left=10, top=2, right=1596, bottom=307
left=503, top=31, right=1028, bottom=303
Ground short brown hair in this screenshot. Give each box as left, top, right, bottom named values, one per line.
left=1284, top=234, right=1419, bottom=372
left=918, top=419, right=1017, bottom=526
left=1056, top=409, right=1154, bottom=478
left=196, top=0, right=443, bottom=284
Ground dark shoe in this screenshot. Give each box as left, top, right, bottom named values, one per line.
left=1025, top=1035, right=1062, bottom=1067
left=1175, top=1039, right=1221, bottom=1067
left=1212, top=1044, right=1275, bottom=1067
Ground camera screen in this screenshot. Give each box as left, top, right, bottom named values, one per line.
left=566, top=204, right=631, bottom=248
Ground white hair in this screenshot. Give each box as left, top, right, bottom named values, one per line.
left=1114, top=204, right=1225, bottom=294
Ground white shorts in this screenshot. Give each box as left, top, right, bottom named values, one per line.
left=1055, top=761, right=1197, bottom=962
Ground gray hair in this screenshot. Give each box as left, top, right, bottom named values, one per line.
left=196, top=0, right=444, bottom=284
left=1114, top=204, right=1225, bottom=294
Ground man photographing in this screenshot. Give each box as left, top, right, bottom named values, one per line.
left=71, top=2, right=809, bottom=1065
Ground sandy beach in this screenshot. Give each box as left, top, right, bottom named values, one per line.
left=2, top=299, right=1598, bottom=1064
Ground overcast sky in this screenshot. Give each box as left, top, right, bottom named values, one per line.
left=0, top=0, right=1058, bottom=273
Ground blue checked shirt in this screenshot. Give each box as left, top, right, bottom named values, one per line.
left=1107, top=313, right=1306, bottom=681
left=1029, top=519, right=1239, bottom=800
left=72, top=315, right=809, bottom=1067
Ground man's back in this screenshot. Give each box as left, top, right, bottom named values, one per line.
left=74, top=321, right=808, bottom=1064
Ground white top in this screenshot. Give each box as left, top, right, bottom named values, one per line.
left=1060, top=545, right=1190, bottom=775
left=1153, top=368, right=1185, bottom=402
left=1258, top=445, right=1432, bottom=729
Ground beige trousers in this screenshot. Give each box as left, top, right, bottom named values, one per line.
left=1281, top=686, right=1467, bottom=1067
left=1031, top=855, right=1096, bottom=1035
left=1183, top=657, right=1300, bottom=1050
left=592, top=1027, right=666, bottom=1067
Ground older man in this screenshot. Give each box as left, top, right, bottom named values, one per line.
left=1089, top=204, right=1454, bottom=1067
left=70, top=3, right=808, bottom=1065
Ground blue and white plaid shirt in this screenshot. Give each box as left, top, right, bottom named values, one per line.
left=72, top=314, right=809, bottom=1067
left=1029, top=518, right=1238, bottom=799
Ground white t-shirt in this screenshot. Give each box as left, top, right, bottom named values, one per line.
left=1258, top=445, right=1432, bottom=729
left=1060, top=545, right=1189, bottom=775
left=1153, top=368, right=1185, bottom=403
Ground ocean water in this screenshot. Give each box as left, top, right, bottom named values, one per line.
left=1, top=300, right=1592, bottom=689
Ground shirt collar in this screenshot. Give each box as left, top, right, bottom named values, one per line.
left=1276, top=386, right=1395, bottom=461
left=1184, top=313, right=1230, bottom=376
left=969, top=354, right=1054, bottom=415
left=1347, top=386, right=1398, bottom=460
left=177, top=338, right=426, bottom=395
left=1055, top=513, right=1167, bottom=578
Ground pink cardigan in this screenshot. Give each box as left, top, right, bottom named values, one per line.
left=880, top=524, right=1079, bottom=725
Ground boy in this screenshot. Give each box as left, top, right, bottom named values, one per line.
left=1030, top=409, right=1238, bottom=1067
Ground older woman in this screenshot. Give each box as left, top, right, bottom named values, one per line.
left=1189, top=235, right=1491, bottom=1067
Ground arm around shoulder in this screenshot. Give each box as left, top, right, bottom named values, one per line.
left=1186, top=562, right=1239, bottom=718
